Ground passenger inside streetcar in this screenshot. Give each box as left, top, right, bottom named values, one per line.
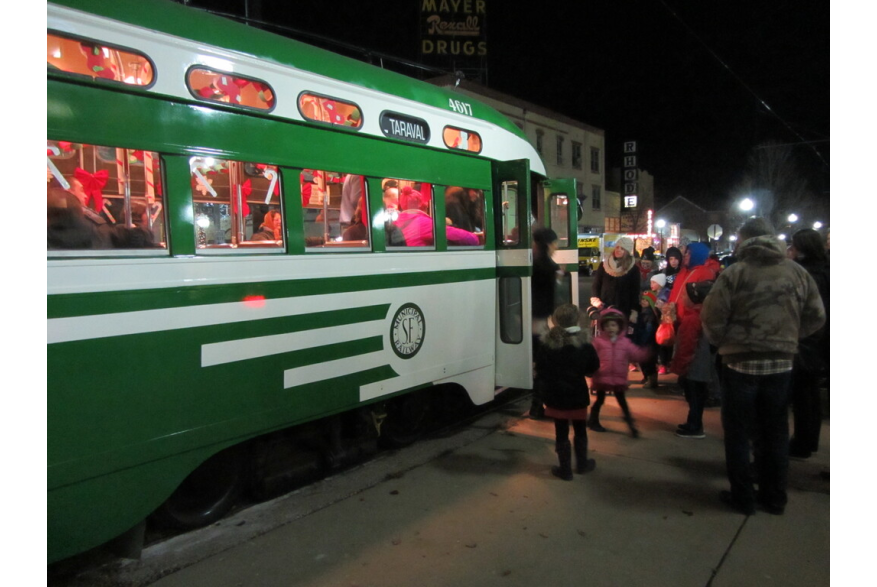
left=390, top=185, right=479, bottom=248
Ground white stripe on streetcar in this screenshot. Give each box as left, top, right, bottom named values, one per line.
left=283, top=351, right=386, bottom=389
left=48, top=289, right=391, bottom=344
left=201, top=321, right=383, bottom=367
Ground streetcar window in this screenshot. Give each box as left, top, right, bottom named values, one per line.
left=498, top=277, right=523, bottom=344
left=47, top=141, right=167, bottom=253
left=302, top=171, right=370, bottom=250
left=187, top=67, right=276, bottom=111
left=442, top=127, right=482, bottom=153
left=47, top=32, right=155, bottom=87
left=190, top=158, right=284, bottom=252
left=500, top=181, right=520, bottom=246
left=548, top=193, right=570, bottom=247
left=384, top=179, right=435, bottom=250
left=439, top=185, right=484, bottom=248
left=298, top=93, right=363, bottom=128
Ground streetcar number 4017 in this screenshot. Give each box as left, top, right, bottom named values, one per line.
left=449, top=99, right=473, bottom=116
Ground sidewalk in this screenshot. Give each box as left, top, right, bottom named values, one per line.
left=145, top=372, right=829, bottom=587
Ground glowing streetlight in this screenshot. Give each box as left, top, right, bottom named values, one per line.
left=778, top=233, right=786, bottom=241
left=813, top=221, right=823, bottom=230
left=788, top=213, right=798, bottom=223
left=655, top=219, right=667, bottom=252
left=739, top=198, right=755, bottom=212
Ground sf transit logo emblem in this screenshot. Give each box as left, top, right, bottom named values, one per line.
left=390, top=303, right=425, bottom=359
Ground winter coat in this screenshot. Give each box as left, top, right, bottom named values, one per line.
left=591, top=310, right=651, bottom=389
left=701, top=235, right=826, bottom=362
left=394, top=211, right=479, bottom=247
left=532, top=253, right=560, bottom=319
left=794, top=257, right=830, bottom=373
left=535, top=330, right=601, bottom=410
left=591, top=257, right=640, bottom=320
left=668, top=259, right=717, bottom=375
left=666, top=242, right=713, bottom=323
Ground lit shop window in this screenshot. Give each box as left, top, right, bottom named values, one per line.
left=440, top=185, right=485, bottom=247
left=298, top=93, right=363, bottom=128
left=47, top=32, right=155, bottom=86
left=190, top=157, right=284, bottom=251
left=442, top=127, right=482, bottom=153
left=301, top=170, right=370, bottom=250
left=47, top=140, right=166, bottom=252
left=187, top=67, right=276, bottom=111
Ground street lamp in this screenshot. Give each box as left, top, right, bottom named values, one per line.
left=655, top=219, right=666, bottom=252
left=739, top=198, right=755, bottom=213
left=813, top=221, right=823, bottom=230
left=788, top=213, right=798, bottom=223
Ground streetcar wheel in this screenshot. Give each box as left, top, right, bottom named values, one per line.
left=379, top=390, right=431, bottom=449
left=151, top=445, right=247, bottom=529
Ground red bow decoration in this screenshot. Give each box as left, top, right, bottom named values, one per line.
left=74, top=167, right=109, bottom=210
left=233, top=179, right=251, bottom=216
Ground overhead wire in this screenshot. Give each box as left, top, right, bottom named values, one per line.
left=656, top=0, right=828, bottom=170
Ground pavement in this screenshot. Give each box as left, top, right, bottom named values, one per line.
left=125, top=370, right=830, bottom=587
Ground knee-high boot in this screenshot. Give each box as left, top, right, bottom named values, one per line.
left=552, top=441, right=573, bottom=480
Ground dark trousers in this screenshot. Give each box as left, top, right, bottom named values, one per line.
left=720, top=365, right=792, bottom=509
left=790, top=367, right=822, bottom=454
left=591, top=387, right=633, bottom=421
left=640, top=344, right=659, bottom=377
left=554, top=418, right=588, bottom=451
left=680, top=376, right=709, bottom=431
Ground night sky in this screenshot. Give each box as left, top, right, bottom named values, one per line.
left=186, top=0, right=829, bottom=213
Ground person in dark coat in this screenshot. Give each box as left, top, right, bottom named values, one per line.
left=786, top=228, right=830, bottom=459
left=535, top=304, right=601, bottom=480
left=529, top=227, right=561, bottom=419
left=662, top=246, right=684, bottom=289
left=590, top=236, right=640, bottom=327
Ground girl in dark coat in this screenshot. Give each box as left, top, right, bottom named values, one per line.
left=535, top=304, right=601, bottom=480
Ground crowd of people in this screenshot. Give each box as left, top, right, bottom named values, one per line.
left=530, top=219, right=828, bottom=516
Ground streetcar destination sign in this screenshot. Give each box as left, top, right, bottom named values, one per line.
left=380, top=111, right=431, bottom=144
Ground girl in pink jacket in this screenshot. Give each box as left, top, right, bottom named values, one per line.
left=588, top=308, right=652, bottom=437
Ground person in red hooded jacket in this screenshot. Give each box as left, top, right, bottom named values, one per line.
left=669, top=242, right=718, bottom=438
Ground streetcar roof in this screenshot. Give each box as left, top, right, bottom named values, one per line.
left=50, top=0, right=544, bottom=174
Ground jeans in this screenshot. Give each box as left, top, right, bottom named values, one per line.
left=720, top=365, right=792, bottom=509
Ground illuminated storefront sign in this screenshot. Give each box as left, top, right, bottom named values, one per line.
left=420, top=0, right=488, bottom=67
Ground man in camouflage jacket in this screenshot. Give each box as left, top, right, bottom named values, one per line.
left=701, top=218, right=825, bottom=515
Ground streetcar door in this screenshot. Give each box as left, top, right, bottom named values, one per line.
left=493, top=159, right=533, bottom=389
left=541, top=178, right=579, bottom=308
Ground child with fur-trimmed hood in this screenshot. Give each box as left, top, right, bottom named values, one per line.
left=588, top=308, right=652, bottom=437
left=534, top=304, right=601, bottom=480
